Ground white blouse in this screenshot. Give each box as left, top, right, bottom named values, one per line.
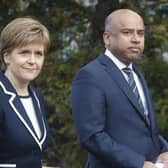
left=20, top=96, right=41, bottom=139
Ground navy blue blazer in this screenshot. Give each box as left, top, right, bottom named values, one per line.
left=72, top=54, right=168, bottom=168
left=0, top=71, right=50, bottom=168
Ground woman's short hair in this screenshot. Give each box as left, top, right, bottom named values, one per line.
left=0, top=17, right=50, bottom=67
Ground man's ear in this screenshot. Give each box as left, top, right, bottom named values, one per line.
left=103, top=32, right=111, bottom=46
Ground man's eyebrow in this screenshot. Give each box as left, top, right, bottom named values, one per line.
left=121, top=28, right=145, bottom=31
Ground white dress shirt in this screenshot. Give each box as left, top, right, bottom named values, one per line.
left=104, top=49, right=148, bottom=114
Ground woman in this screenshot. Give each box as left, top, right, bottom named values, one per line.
left=0, top=17, right=50, bottom=168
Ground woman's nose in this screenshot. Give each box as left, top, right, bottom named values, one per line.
left=28, top=54, right=36, bottom=63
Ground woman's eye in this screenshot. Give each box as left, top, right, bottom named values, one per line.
left=36, top=52, right=43, bottom=56
left=19, top=50, right=29, bottom=55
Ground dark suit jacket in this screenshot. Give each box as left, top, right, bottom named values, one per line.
left=0, top=71, right=50, bottom=168
left=72, top=54, right=168, bottom=168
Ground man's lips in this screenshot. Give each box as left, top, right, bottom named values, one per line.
left=128, top=47, right=141, bottom=52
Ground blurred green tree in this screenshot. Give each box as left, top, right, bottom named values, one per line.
left=0, top=0, right=167, bottom=167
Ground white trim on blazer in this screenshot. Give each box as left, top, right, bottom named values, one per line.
left=0, top=164, right=16, bottom=167
left=0, top=81, right=47, bottom=151
left=33, top=91, right=47, bottom=146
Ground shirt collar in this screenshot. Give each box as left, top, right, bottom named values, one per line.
left=104, top=49, right=133, bottom=70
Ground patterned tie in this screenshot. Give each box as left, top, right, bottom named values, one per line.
left=122, top=67, right=150, bottom=124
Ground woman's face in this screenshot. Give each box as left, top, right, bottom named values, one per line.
left=4, top=43, right=45, bottom=85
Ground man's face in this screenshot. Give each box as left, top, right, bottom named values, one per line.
left=103, top=12, right=145, bottom=65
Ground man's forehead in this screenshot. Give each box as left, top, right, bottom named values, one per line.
left=116, top=17, right=144, bottom=29
left=111, top=9, right=142, bottom=20
left=110, top=11, right=144, bottom=26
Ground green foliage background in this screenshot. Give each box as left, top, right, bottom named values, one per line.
left=0, top=0, right=168, bottom=167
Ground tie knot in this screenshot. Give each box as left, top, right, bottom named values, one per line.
left=122, top=67, right=132, bottom=77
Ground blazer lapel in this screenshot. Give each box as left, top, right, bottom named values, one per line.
left=13, top=97, right=35, bottom=133
left=0, top=71, right=46, bottom=150
left=29, top=87, right=46, bottom=142
left=98, top=54, right=150, bottom=126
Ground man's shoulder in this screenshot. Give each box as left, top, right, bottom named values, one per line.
left=81, top=53, right=105, bottom=70
left=73, top=53, right=107, bottom=81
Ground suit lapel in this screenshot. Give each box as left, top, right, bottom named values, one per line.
left=98, top=54, right=150, bottom=127
left=134, top=68, right=155, bottom=127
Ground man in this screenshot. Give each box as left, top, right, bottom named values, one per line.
left=71, top=9, right=168, bottom=168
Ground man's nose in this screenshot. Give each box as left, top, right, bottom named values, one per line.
left=131, top=32, right=140, bottom=42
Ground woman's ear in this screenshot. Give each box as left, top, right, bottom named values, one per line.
left=3, top=52, right=10, bottom=66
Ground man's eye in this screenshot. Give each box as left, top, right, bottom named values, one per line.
left=123, top=31, right=129, bottom=34
left=138, top=31, right=144, bottom=36
left=122, top=30, right=132, bottom=35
